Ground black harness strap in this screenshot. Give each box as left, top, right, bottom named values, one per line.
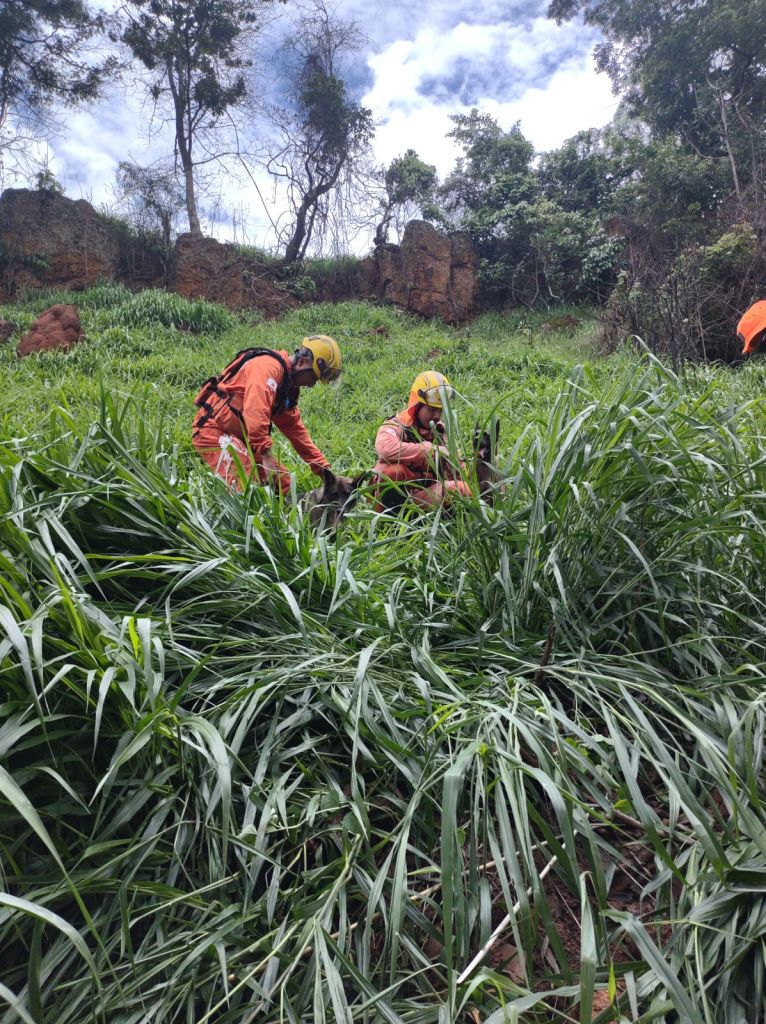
left=194, top=348, right=294, bottom=432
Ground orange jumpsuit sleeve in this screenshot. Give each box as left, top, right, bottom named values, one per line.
left=375, top=421, right=445, bottom=471
left=273, top=406, right=329, bottom=473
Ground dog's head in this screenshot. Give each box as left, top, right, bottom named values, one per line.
left=473, top=420, right=500, bottom=463
left=306, top=468, right=368, bottom=528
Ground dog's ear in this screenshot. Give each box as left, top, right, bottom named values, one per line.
left=320, top=467, right=339, bottom=498
left=351, top=470, right=369, bottom=492
left=494, top=419, right=500, bottom=443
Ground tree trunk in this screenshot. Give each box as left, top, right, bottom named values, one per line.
left=283, top=159, right=344, bottom=262
left=169, top=67, right=202, bottom=235
left=160, top=211, right=171, bottom=252
left=716, top=85, right=742, bottom=204
left=182, top=159, right=201, bottom=235
left=284, top=199, right=310, bottom=263
left=374, top=206, right=392, bottom=247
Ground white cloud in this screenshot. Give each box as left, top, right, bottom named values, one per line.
left=476, top=54, right=618, bottom=153
left=365, top=17, right=617, bottom=177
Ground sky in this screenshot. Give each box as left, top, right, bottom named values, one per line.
left=16, top=0, right=618, bottom=250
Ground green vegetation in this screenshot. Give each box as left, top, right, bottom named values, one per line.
left=1, top=288, right=766, bottom=1022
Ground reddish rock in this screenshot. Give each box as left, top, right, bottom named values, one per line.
left=357, top=256, right=379, bottom=296
left=0, top=189, right=166, bottom=297
left=369, top=221, right=478, bottom=324
left=0, top=189, right=122, bottom=294
left=168, top=234, right=297, bottom=319
left=17, top=304, right=83, bottom=357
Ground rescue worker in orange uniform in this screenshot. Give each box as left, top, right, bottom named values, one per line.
left=192, top=335, right=341, bottom=492
left=373, top=370, right=472, bottom=510
left=738, top=300, right=766, bottom=355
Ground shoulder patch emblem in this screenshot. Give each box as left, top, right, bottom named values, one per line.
left=266, top=377, right=278, bottom=392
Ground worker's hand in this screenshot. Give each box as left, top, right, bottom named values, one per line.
left=433, top=445, right=459, bottom=480
left=260, top=450, right=283, bottom=483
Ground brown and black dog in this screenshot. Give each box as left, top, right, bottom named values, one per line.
left=301, top=467, right=368, bottom=528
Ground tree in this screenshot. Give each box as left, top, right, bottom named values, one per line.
left=115, top=160, right=186, bottom=250
left=120, top=0, right=273, bottom=235
left=538, top=127, right=626, bottom=213
left=435, top=111, right=540, bottom=300
left=434, top=110, right=622, bottom=305
left=547, top=0, right=766, bottom=203
left=265, top=2, right=374, bottom=263
left=0, top=0, right=114, bottom=175
left=373, top=149, right=437, bottom=246
left=438, top=110, right=538, bottom=241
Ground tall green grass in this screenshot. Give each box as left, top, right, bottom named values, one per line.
left=0, top=289, right=765, bottom=1022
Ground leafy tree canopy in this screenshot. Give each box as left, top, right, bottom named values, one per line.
left=438, top=110, right=538, bottom=241
left=538, top=128, right=627, bottom=213
left=548, top=0, right=766, bottom=167
left=121, top=0, right=261, bottom=115
left=0, top=0, right=114, bottom=142
left=384, top=149, right=437, bottom=208
left=373, top=149, right=438, bottom=244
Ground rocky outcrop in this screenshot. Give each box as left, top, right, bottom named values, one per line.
left=168, top=234, right=298, bottom=319
left=0, top=188, right=167, bottom=295
left=0, top=189, right=480, bottom=325
left=17, top=304, right=83, bottom=357
left=370, top=221, right=478, bottom=324
left=1, top=189, right=123, bottom=293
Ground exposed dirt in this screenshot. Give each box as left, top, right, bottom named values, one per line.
left=17, top=304, right=83, bottom=357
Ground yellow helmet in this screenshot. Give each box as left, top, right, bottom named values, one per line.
left=408, top=370, right=453, bottom=409
left=301, top=334, right=342, bottom=383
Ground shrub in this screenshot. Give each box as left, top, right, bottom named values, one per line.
left=105, top=289, right=236, bottom=335
left=600, top=223, right=766, bottom=365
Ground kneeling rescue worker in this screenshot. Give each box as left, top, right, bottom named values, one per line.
left=738, top=300, right=766, bottom=355
left=373, top=370, right=472, bottom=509
left=192, top=335, right=341, bottom=492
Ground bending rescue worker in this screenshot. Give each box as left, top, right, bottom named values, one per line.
left=192, top=335, right=341, bottom=492
left=373, top=370, right=471, bottom=509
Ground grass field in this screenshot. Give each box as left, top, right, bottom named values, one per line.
left=1, top=285, right=766, bottom=1023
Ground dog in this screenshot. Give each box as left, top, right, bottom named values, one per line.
left=301, top=467, right=368, bottom=528
left=474, top=421, right=502, bottom=503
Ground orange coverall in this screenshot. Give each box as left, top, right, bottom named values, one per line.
left=373, top=408, right=471, bottom=508
left=192, top=349, right=329, bottom=493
